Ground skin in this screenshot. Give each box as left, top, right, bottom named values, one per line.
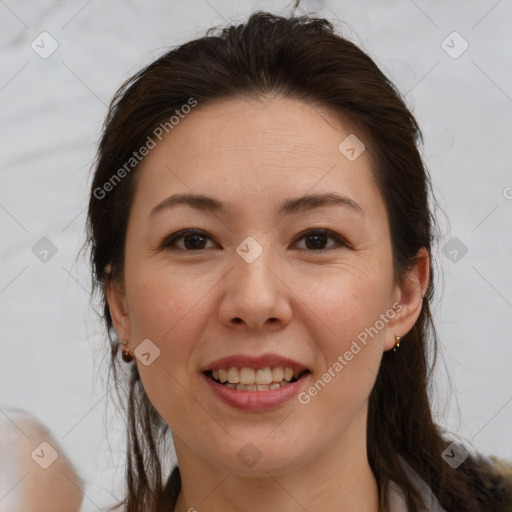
left=107, top=96, right=429, bottom=512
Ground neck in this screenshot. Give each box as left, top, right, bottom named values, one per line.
left=172, top=408, right=379, bottom=512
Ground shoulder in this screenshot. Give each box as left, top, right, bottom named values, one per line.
left=391, top=453, right=512, bottom=511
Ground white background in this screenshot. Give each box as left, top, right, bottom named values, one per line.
left=1, top=0, right=511, bottom=509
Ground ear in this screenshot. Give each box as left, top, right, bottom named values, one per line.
left=105, top=277, right=132, bottom=343
left=383, top=247, right=430, bottom=351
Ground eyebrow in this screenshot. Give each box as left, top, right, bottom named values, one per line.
left=149, top=191, right=363, bottom=218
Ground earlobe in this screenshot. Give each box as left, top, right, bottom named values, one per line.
left=384, top=247, right=430, bottom=351
left=105, top=278, right=132, bottom=342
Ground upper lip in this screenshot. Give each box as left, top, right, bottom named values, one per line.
left=202, top=353, right=310, bottom=372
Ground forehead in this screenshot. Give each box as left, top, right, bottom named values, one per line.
left=132, top=96, right=381, bottom=217
left=159, top=95, right=365, bottom=161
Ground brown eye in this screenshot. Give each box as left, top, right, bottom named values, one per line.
left=294, top=229, right=348, bottom=251
left=159, top=228, right=349, bottom=252
left=160, top=229, right=218, bottom=251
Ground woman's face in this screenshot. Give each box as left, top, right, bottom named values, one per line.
left=107, top=96, right=426, bottom=476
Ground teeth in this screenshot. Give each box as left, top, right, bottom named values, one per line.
left=271, top=367, right=283, bottom=382
left=255, top=367, right=273, bottom=384
left=240, top=367, right=255, bottom=385
left=236, top=383, right=256, bottom=391
left=234, top=382, right=287, bottom=391
left=239, top=367, right=273, bottom=385
left=227, top=367, right=240, bottom=384
left=209, top=366, right=307, bottom=389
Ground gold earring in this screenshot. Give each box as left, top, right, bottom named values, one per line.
left=121, top=340, right=134, bottom=362
left=393, top=336, right=401, bottom=352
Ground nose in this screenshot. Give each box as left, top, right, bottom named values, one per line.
left=218, top=248, right=293, bottom=331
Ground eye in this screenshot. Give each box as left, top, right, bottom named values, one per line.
left=158, top=228, right=350, bottom=252
left=293, top=229, right=349, bottom=251
left=159, top=229, right=218, bottom=251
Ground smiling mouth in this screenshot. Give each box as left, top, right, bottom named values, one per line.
left=204, top=367, right=310, bottom=391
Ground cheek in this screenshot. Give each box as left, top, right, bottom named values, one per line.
left=124, top=268, right=212, bottom=425
left=297, top=280, right=387, bottom=420
left=296, top=265, right=394, bottom=405
left=119, top=244, right=198, bottom=424
left=124, top=265, right=217, bottom=370
left=298, top=263, right=394, bottom=348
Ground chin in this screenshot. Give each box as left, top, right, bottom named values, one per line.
left=203, top=435, right=313, bottom=477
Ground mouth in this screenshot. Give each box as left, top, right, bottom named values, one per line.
left=203, top=367, right=311, bottom=392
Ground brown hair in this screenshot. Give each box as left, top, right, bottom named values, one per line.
left=86, top=10, right=512, bottom=512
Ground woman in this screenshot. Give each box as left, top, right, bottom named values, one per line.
left=86, top=11, right=512, bottom=512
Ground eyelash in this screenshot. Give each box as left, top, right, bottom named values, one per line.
left=159, top=228, right=351, bottom=252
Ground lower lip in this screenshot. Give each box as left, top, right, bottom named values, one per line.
left=201, top=372, right=311, bottom=411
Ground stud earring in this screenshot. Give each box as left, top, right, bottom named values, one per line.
left=393, top=335, right=401, bottom=352
left=121, top=340, right=134, bottom=362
